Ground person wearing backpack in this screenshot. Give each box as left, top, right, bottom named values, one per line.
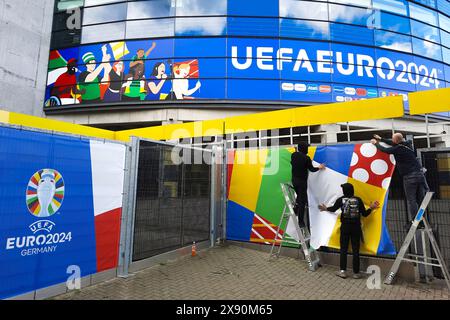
left=318, top=183, right=379, bottom=279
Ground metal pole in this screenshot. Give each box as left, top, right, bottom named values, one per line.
left=222, top=140, right=228, bottom=241
left=391, top=118, right=395, bottom=135
left=307, top=126, right=311, bottom=144
left=118, top=137, right=140, bottom=277
left=290, top=127, right=294, bottom=145
left=210, top=145, right=217, bottom=248
left=425, top=114, right=431, bottom=148
left=346, top=122, right=350, bottom=142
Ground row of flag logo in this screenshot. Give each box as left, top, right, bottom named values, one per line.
left=281, top=82, right=409, bottom=101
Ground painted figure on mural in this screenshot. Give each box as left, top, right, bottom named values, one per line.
left=78, top=45, right=112, bottom=104
left=145, top=62, right=171, bottom=100
left=103, top=61, right=125, bottom=103
left=122, top=63, right=147, bottom=101
left=170, top=62, right=201, bottom=100
left=129, top=41, right=156, bottom=77
left=51, top=58, right=85, bottom=105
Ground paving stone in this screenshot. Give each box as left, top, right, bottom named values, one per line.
left=52, top=245, right=449, bottom=300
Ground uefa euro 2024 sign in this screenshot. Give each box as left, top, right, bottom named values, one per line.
left=231, top=45, right=442, bottom=89
left=5, top=169, right=72, bottom=256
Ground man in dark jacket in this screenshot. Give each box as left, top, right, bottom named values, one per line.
left=371, top=133, right=429, bottom=222
left=319, top=183, right=379, bottom=279
left=291, top=142, right=325, bottom=228
left=371, top=133, right=430, bottom=282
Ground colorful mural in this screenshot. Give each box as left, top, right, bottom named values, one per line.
left=45, top=39, right=204, bottom=107
left=226, top=144, right=397, bottom=256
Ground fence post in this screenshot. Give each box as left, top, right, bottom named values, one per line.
left=222, top=141, right=228, bottom=241
left=117, top=137, right=140, bottom=278
left=210, top=145, right=218, bottom=248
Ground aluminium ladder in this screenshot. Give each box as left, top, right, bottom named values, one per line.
left=384, top=191, right=450, bottom=291
left=269, top=182, right=321, bottom=271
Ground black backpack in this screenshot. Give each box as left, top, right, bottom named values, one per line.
left=341, top=197, right=360, bottom=220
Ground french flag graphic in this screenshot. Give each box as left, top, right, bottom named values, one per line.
left=90, top=141, right=126, bottom=272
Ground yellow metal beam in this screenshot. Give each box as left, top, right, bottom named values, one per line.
left=408, top=87, right=450, bottom=115
left=0, top=110, right=116, bottom=140
left=116, top=119, right=225, bottom=141
left=1, top=94, right=407, bottom=142
left=224, top=96, right=404, bottom=134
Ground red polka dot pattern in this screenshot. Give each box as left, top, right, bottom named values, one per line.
left=349, top=143, right=396, bottom=189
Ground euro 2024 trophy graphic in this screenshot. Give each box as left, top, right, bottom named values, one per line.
left=26, top=169, right=65, bottom=218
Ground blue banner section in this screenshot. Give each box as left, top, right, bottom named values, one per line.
left=0, top=126, right=97, bottom=299
left=46, top=37, right=448, bottom=110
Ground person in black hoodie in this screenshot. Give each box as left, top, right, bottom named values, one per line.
left=291, top=142, right=325, bottom=228
left=319, top=183, right=379, bottom=279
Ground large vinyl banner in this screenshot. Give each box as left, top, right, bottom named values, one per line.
left=0, top=126, right=126, bottom=299
left=226, top=144, right=396, bottom=256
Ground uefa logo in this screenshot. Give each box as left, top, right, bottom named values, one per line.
left=26, top=169, right=65, bottom=218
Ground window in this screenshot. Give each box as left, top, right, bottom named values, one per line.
left=175, top=17, right=227, bottom=36
left=329, top=4, right=373, bottom=27
left=412, top=38, right=442, bottom=60
left=441, top=30, right=450, bottom=48
left=413, top=0, right=436, bottom=9
left=81, top=21, right=125, bottom=43
left=126, top=19, right=175, bottom=39
left=409, top=2, right=438, bottom=26
left=228, top=0, right=278, bottom=17
left=375, top=11, right=410, bottom=34
left=375, top=29, right=412, bottom=52
left=439, top=14, right=450, bottom=35
left=443, top=46, right=450, bottom=64
left=330, top=23, right=374, bottom=46
left=279, top=0, right=328, bottom=20
left=437, top=0, right=450, bottom=15
left=373, top=0, right=408, bottom=15
left=280, top=19, right=330, bottom=40
left=83, top=3, right=127, bottom=25
left=127, top=0, right=175, bottom=19
left=411, top=20, right=440, bottom=43
left=332, top=0, right=372, bottom=8
left=175, top=0, right=227, bottom=16
left=228, top=17, right=279, bottom=36
left=51, top=29, right=81, bottom=49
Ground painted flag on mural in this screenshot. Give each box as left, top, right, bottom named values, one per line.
left=226, top=145, right=397, bottom=256
left=47, top=50, right=68, bottom=85
left=109, top=41, right=130, bottom=60
left=173, top=59, right=199, bottom=78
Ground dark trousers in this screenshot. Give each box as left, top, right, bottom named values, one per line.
left=403, top=171, right=430, bottom=222
left=340, top=223, right=361, bottom=273
left=292, top=178, right=307, bottom=227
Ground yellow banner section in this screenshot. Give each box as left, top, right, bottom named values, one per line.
left=228, top=149, right=268, bottom=212
left=0, top=111, right=115, bottom=140
left=224, top=96, right=404, bottom=134
left=115, top=119, right=225, bottom=142
left=408, top=87, right=450, bottom=115
left=0, top=94, right=415, bottom=142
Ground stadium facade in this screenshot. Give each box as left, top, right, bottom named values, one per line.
left=5, top=1, right=450, bottom=142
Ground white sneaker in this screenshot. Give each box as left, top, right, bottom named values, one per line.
left=336, top=270, right=347, bottom=279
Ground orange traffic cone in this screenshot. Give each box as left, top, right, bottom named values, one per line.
left=191, top=241, right=197, bottom=257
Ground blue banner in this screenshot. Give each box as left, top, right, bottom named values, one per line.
left=0, top=126, right=97, bottom=299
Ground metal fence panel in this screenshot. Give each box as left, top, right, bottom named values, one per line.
left=132, top=140, right=212, bottom=262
